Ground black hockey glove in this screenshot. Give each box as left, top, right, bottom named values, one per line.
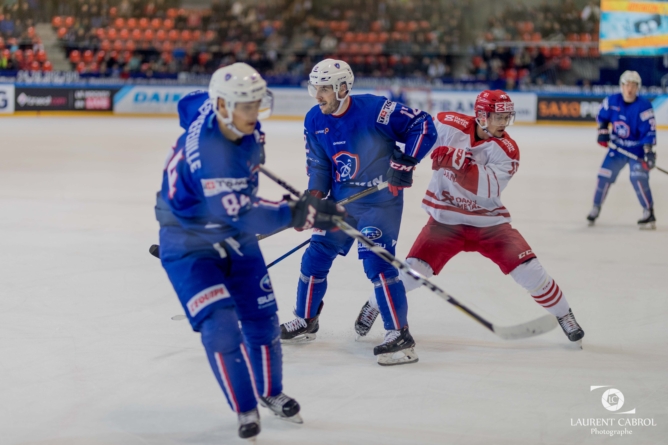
left=288, top=192, right=347, bottom=231
left=386, top=150, right=418, bottom=197
left=597, top=126, right=610, bottom=148
left=644, top=144, right=656, bottom=170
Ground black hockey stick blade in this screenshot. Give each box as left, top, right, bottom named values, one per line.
left=149, top=244, right=160, bottom=258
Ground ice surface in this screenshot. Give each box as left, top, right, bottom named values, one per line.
left=1, top=118, right=666, bottom=445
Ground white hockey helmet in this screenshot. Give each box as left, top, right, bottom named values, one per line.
left=208, top=63, right=273, bottom=128
left=620, top=70, right=642, bottom=88
left=307, top=58, right=354, bottom=101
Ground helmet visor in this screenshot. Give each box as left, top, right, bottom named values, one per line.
left=307, top=82, right=334, bottom=98
left=489, top=111, right=516, bottom=126
left=258, top=89, right=273, bottom=120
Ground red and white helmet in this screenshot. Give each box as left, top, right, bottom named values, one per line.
left=474, top=90, right=515, bottom=128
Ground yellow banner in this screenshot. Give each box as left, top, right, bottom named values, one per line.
left=601, top=0, right=668, bottom=15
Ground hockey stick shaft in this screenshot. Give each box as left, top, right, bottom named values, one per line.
left=609, top=142, right=668, bottom=175
left=148, top=182, right=389, bottom=260
left=259, top=166, right=557, bottom=340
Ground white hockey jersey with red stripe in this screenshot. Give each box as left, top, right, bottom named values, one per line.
left=421, top=112, right=520, bottom=227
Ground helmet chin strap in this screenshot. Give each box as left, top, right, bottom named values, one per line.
left=333, top=87, right=349, bottom=115
left=475, top=114, right=494, bottom=137
left=214, top=105, right=245, bottom=138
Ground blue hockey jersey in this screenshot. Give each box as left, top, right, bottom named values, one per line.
left=157, top=91, right=292, bottom=253
left=304, top=94, right=437, bottom=202
left=598, top=93, right=656, bottom=157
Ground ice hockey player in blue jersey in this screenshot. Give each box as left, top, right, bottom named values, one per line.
left=154, top=63, right=346, bottom=440
left=279, top=59, right=437, bottom=366
left=587, top=70, right=658, bottom=229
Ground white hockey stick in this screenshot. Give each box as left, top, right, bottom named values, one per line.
left=260, top=166, right=558, bottom=340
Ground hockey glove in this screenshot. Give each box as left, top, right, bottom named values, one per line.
left=289, top=192, right=346, bottom=231
left=644, top=144, right=657, bottom=170
left=597, top=127, right=610, bottom=148
left=431, top=146, right=472, bottom=171
left=386, top=150, right=418, bottom=196
left=294, top=190, right=324, bottom=232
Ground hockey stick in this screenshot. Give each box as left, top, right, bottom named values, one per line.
left=259, top=166, right=558, bottom=340
left=609, top=141, right=668, bottom=175
left=149, top=181, right=388, bottom=261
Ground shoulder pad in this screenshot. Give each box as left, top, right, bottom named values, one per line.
left=435, top=111, right=474, bottom=131
left=491, top=135, right=520, bottom=161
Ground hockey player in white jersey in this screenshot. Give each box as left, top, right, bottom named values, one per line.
left=354, top=90, right=585, bottom=344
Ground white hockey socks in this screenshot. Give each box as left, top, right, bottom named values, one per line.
left=510, top=259, right=570, bottom=318
left=367, top=258, right=434, bottom=310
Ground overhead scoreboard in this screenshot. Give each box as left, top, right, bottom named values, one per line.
left=600, top=0, right=668, bottom=55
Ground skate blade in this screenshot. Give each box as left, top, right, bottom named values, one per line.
left=376, top=347, right=419, bottom=366
left=639, top=222, right=656, bottom=230
left=355, top=332, right=370, bottom=341
left=281, top=333, right=316, bottom=344
left=264, top=409, right=303, bottom=424
left=566, top=339, right=583, bottom=350
left=587, top=220, right=595, bottom=227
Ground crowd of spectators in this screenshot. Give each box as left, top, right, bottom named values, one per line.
left=468, top=0, right=601, bottom=87
left=52, top=0, right=466, bottom=79
left=0, top=0, right=52, bottom=71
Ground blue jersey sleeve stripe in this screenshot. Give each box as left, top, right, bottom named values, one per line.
left=408, top=120, right=429, bottom=157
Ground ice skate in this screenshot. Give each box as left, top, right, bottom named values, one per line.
left=259, top=392, right=303, bottom=424
left=557, top=309, right=585, bottom=348
left=586, top=205, right=600, bottom=226
left=280, top=302, right=323, bottom=344
left=373, top=326, right=419, bottom=366
left=638, top=208, right=656, bottom=230
left=354, top=301, right=379, bottom=338
left=237, top=408, right=261, bottom=441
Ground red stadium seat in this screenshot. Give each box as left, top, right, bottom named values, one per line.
left=343, top=32, right=354, bottom=43
left=407, top=21, right=418, bottom=32
left=192, top=30, right=202, bottom=42
left=144, top=29, right=155, bottom=41
left=120, top=28, right=130, bottom=40
left=394, top=21, right=406, bottom=32
left=95, top=28, right=106, bottom=39
left=167, top=8, right=178, bottom=19
left=113, top=40, right=124, bottom=51
left=589, top=46, right=600, bottom=57
left=76, top=61, right=86, bottom=72
left=567, top=33, right=579, bottom=42
left=127, top=18, right=137, bottom=29
left=37, top=50, right=46, bottom=63
left=24, top=49, right=34, bottom=63
left=126, top=40, right=136, bottom=52
left=64, top=16, right=74, bottom=28
left=355, top=32, right=366, bottom=43
left=30, top=61, right=41, bottom=71
left=420, top=20, right=430, bottom=30
left=353, top=55, right=364, bottom=65
left=96, top=50, right=106, bottom=63
left=69, top=50, right=80, bottom=63
left=580, top=33, right=592, bottom=42
left=151, top=18, right=162, bottom=30
left=27, top=27, right=35, bottom=38
left=162, top=41, right=173, bottom=52
left=168, top=29, right=179, bottom=42
left=108, top=28, right=118, bottom=40
left=114, top=18, right=125, bottom=29
left=139, top=18, right=149, bottom=30
left=367, top=33, right=379, bottom=44
left=161, top=51, right=172, bottom=63
left=100, top=39, right=111, bottom=51
left=378, top=32, right=389, bottom=43
left=43, top=61, right=53, bottom=72
left=83, top=49, right=93, bottom=63
left=205, top=30, right=216, bottom=42
left=576, top=46, right=588, bottom=57
left=57, top=27, right=67, bottom=39
left=156, top=30, right=167, bottom=41
left=52, top=16, right=62, bottom=28
left=361, top=43, right=372, bottom=54
left=564, top=45, right=576, bottom=57
left=531, top=32, right=542, bottom=42
left=559, top=57, right=572, bottom=70
left=163, top=19, right=174, bottom=30
left=108, top=7, right=117, bottom=18
left=132, top=29, right=142, bottom=41
left=371, top=21, right=382, bottom=32
left=551, top=46, right=562, bottom=57
left=181, top=30, right=192, bottom=41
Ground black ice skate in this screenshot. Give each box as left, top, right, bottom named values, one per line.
left=557, top=309, right=585, bottom=344
left=373, top=326, right=419, bottom=366
left=237, top=408, right=261, bottom=441
left=354, top=301, right=379, bottom=337
left=280, top=301, right=323, bottom=344
left=586, top=205, right=600, bottom=226
left=638, top=207, right=656, bottom=230
left=259, top=392, right=303, bottom=424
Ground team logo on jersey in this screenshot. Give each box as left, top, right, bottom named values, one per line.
left=260, top=274, right=273, bottom=292
left=361, top=226, right=383, bottom=240
left=332, top=151, right=359, bottom=181
left=315, top=128, right=329, bottom=134
left=377, top=100, right=397, bottom=125
left=613, top=121, right=631, bottom=138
